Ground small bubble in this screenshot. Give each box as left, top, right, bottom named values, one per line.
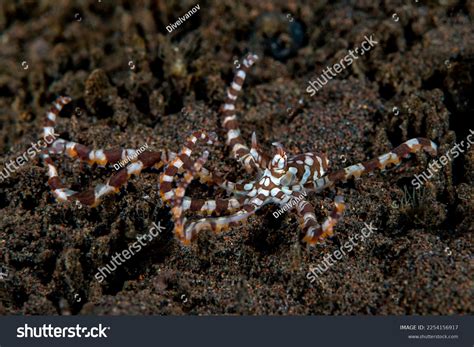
left=128, top=61, right=135, bottom=70
left=444, top=60, right=451, bottom=69
left=74, top=13, right=82, bottom=22
left=21, top=61, right=29, bottom=70
left=0, top=266, right=9, bottom=281
left=392, top=106, right=399, bottom=115
left=233, top=60, right=240, bottom=69
left=286, top=13, right=294, bottom=22
left=392, top=13, right=399, bottom=22
left=75, top=200, right=83, bottom=210
left=180, top=294, right=188, bottom=303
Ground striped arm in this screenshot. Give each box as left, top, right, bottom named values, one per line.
left=48, top=138, right=158, bottom=168
left=196, top=168, right=257, bottom=196
left=42, top=96, right=72, bottom=142
left=302, top=195, right=346, bottom=245
left=312, top=138, right=438, bottom=192
left=290, top=192, right=321, bottom=239
left=181, top=196, right=247, bottom=215
left=250, top=132, right=271, bottom=171
left=44, top=149, right=165, bottom=206
left=181, top=193, right=265, bottom=244
left=172, top=150, right=210, bottom=241
left=222, top=53, right=260, bottom=173
left=41, top=96, right=176, bottom=206
left=159, top=130, right=217, bottom=205
left=44, top=96, right=173, bottom=168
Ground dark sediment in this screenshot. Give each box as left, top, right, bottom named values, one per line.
left=0, top=1, right=472, bottom=315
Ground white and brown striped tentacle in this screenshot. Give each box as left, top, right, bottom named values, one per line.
left=222, top=53, right=259, bottom=173
left=214, top=176, right=258, bottom=197
left=194, top=167, right=256, bottom=196
left=45, top=149, right=166, bottom=206
left=41, top=97, right=78, bottom=203
left=292, top=194, right=321, bottom=241
left=312, top=138, right=438, bottom=192
left=172, top=150, right=210, bottom=241
left=42, top=98, right=215, bottom=208
left=44, top=96, right=173, bottom=168
left=284, top=153, right=329, bottom=188
left=41, top=96, right=172, bottom=205
left=250, top=132, right=270, bottom=170
left=42, top=151, right=78, bottom=203
left=47, top=138, right=162, bottom=168
left=159, top=130, right=217, bottom=205
left=181, top=196, right=247, bottom=216
left=181, top=192, right=266, bottom=244
left=302, top=195, right=346, bottom=245
left=42, top=96, right=71, bottom=141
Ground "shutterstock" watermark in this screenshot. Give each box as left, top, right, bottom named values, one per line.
left=306, top=222, right=377, bottom=283
left=0, top=131, right=60, bottom=183
left=306, top=34, right=378, bottom=96
left=412, top=129, right=473, bottom=189
left=95, top=221, right=165, bottom=283
left=17, top=324, right=109, bottom=338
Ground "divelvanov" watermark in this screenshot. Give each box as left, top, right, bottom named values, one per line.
left=113, top=143, right=148, bottom=170
left=273, top=190, right=307, bottom=218
left=166, top=4, right=200, bottom=33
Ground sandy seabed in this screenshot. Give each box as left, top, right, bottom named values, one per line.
left=0, top=0, right=472, bottom=315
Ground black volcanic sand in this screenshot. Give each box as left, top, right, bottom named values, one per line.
left=0, top=1, right=472, bottom=315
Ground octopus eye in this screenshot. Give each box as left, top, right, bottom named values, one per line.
left=271, top=143, right=287, bottom=170
left=271, top=155, right=279, bottom=167
left=271, top=154, right=287, bottom=170
left=278, top=157, right=286, bottom=169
